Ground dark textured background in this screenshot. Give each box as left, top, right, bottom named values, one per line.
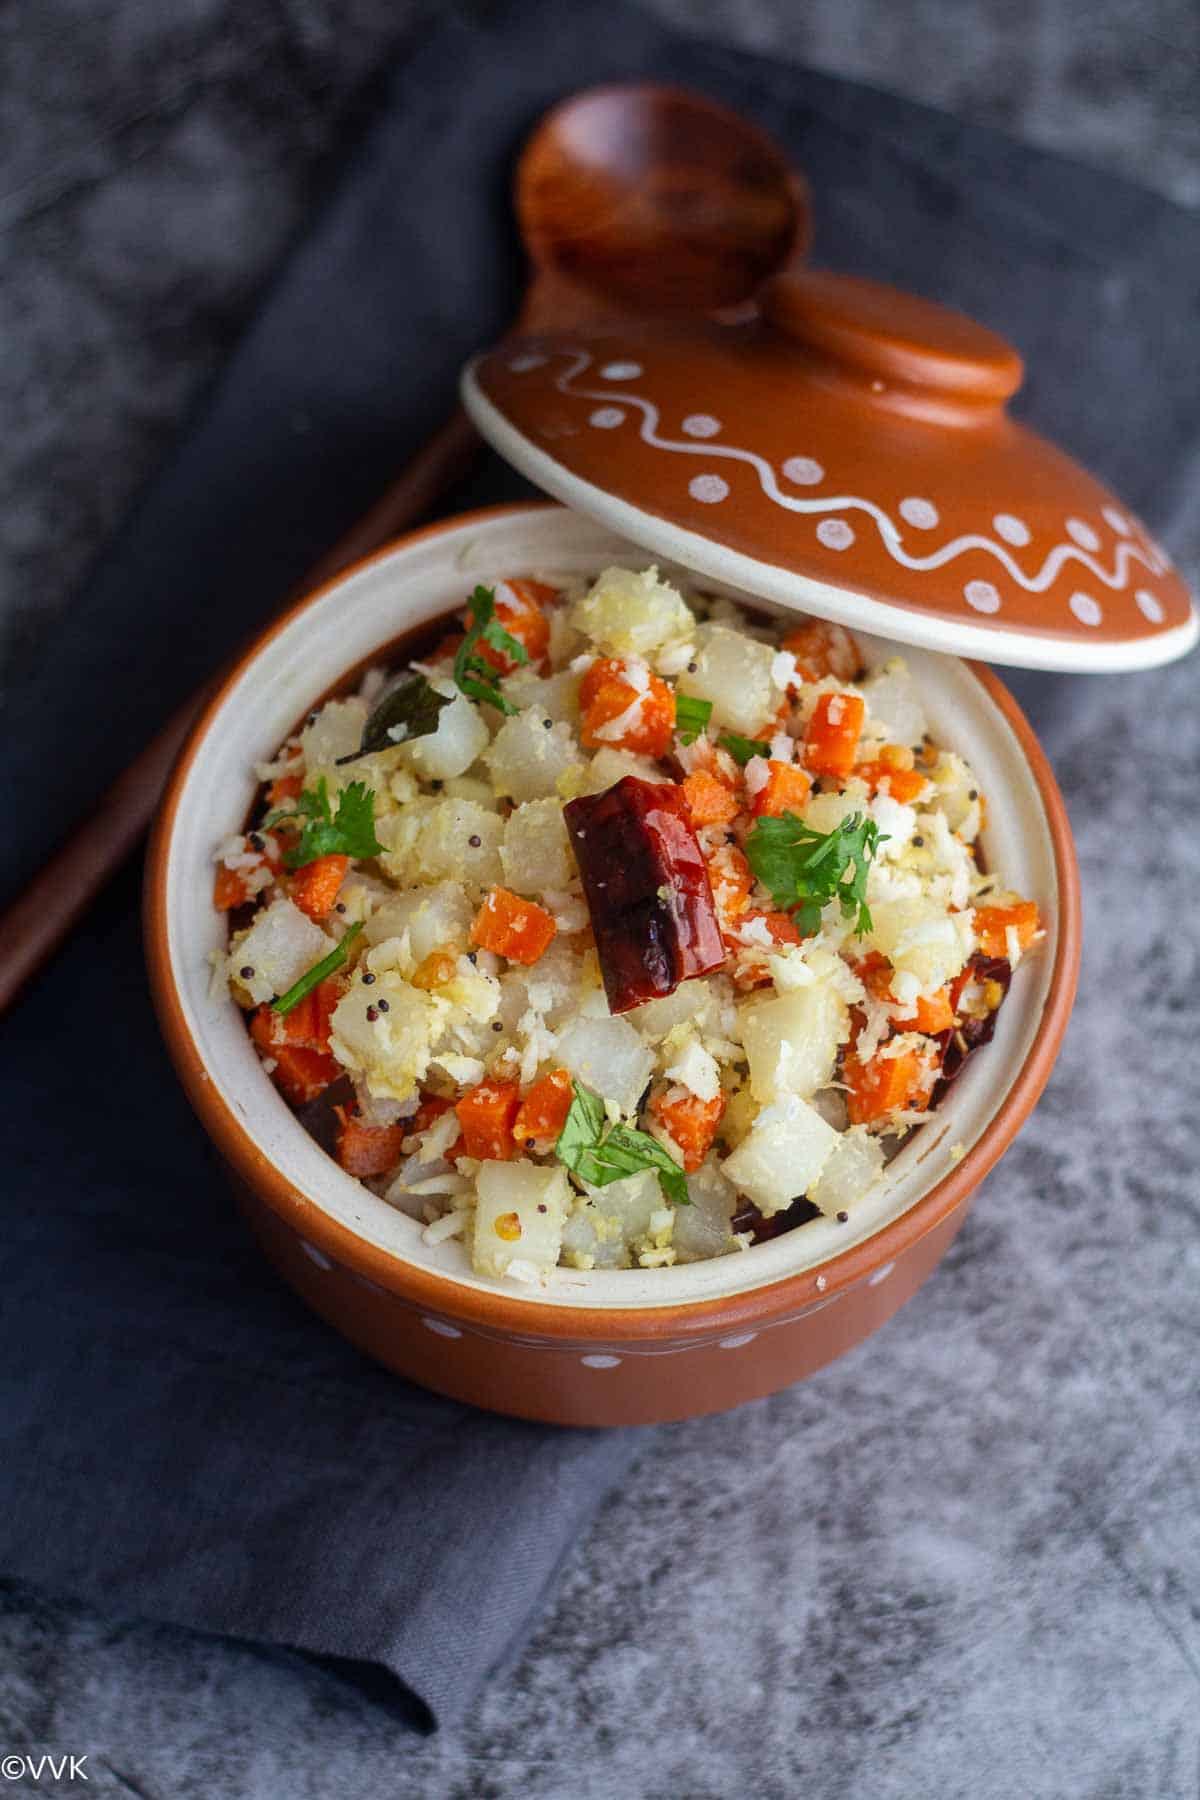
left=2, top=3, right=1198, bottom=1796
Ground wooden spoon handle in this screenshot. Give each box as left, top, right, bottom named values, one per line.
left=0, top=405, right=481, bottom=1016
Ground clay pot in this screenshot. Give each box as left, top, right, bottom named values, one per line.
left=145, top=503, right=1079, bottom=1426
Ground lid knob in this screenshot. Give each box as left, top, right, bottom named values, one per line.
left=763, top=270, right=1024, bottom=415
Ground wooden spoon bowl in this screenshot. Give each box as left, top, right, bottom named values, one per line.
left=516, top=83, right=809, bottom=323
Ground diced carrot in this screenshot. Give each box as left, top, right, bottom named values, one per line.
left=332, top=1105, right=407, bottom=1177
left=973, top=901, right=1039, bottom=958
left=781, top=620, right=862, bottom=683
left=856, top=762, right=928, bottom=804
left=513, top=1068, right=574, bottom=1146
left=843, top=1048, right=934, bottom=1125
left=707, top=843, right=753, bottom=917
left=648, top=1086, right=726, bottom=1173
left=682, top=768, right=740, bottom=828
left=858, top=954, right=955, bottom=1035
left=803, top=692, right=865, bottom=778
left=855, top=745, right=927, bottom=804
left=727, top=909, right=802, bottom=988
left=291, top=852, right=349, bottom=919
left=749, top=760, right=812, bottom=818
left=580, top=657, right=676, bottom=757
left=213, top=864, right=250, bottom=910
left=471, top=888, right=557, bottom=965
left=455, top=1080, right=522, bottom=1161
left=249, top=1007, right=341, bottom=1106
left=473, top=577, right=555, bottom=672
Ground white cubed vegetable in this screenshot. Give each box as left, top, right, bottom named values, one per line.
left=501, top=799, right=576, bottom=891
left=300, top=698, right=369, bottom=773
left=673, top=1159, right=739, bottom=1261
left=572, top=1166, right=662, bottom=1267
left=484, top=707, right=580, bottom=802
left=861, top=661, right=927, bottom=746
left=809, top=1126, right=885, bottom=1215
left=626, top=981, right=712, bottom=1041
left=866, top=897, right=975, bottom=993
left=398, top=691, right=490, bottom=782
left=328, top=973, right=433, bottom=1101
left=739, top=983, right=849, bottom=1102
left=472, top=1161, right=571, bottom=1279
left=662, top=1035, right=722, bottom=1103
left=440, top=775, right=499, bottom=808
left=229, top=899, right=333, bottom=1005
left=415, top=799, right=504, bottom=886
left=501, top=666, right=581, bottom=725
left=721, top=1094, right=840, bottom=1216
left=571, top=565, right=696, bottom=658
left=363, top=882, right=473, bottom=960
left=555, top=1015, right=654, bottom=1116
left=803, top=781, right=870, bottom=837
left=677, top=623, right=776, bottom=736
left=579, top=746, right=663, bottom=793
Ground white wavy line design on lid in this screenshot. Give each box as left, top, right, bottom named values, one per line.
left=525, top=349, right=1169, bottom=603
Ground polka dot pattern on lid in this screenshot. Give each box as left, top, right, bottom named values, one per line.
left=1069, top=591, right=1103, bottom=627
left=1066, top=517, right=1101, bottom=552
left=817, top=518, right=854, bottom=551
left=682, top=413, right=722, bottom=438
left=899, top=497, right=939, bottom=529
left=581, top=1353, right=621, bottom=1369
left=689, top=473, right=730, bottom=504
left=599, top=360, right=642, bottom=380
left=965, top=580, right=1002, bottom=613
left=589, top=406, right=624, bottom=429
left=1136, top=589, right=1165, bottom=623
left=993, top=513, right=1030, bottom=546
left=782, top=455, right=824, bottom=485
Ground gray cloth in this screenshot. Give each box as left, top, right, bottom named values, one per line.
left=1, top=0, right=1197, bottom=1733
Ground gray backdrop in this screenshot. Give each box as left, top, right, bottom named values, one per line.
left=2, top=4, right=1197, bottom=1797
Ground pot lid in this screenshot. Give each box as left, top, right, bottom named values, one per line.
left=461, top=270, right=1197, bottom=673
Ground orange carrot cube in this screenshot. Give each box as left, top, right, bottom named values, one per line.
left=455, top=1080, right=522, bottom=1161
left=513, top=1068, right=575, bottom=1146
left=580, top=657, right=676, bottom=757
left=803, top=692, right=865, bottom=778
left=682, top=768, right=740, bottom=828
left=291, top=853, right=349, bottom=919
left=470, top=887, right=557, bottom=965
left=648, top=1086, right=726, bottom=1172
left=750, top=760, right=812, bottom=818
left=843, top=1048, right=934, bottom=1125
left=333, top=1105, right=407, bottom=1177
left=973, top=901, right=1040, bottom=958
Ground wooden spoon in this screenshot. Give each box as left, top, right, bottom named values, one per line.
left=0, top=84, right=808, bottom=1015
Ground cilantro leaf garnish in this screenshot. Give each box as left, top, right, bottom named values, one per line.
left=744, top=809, right=886, bottom=936
left=718, top=731, right=772, bottom=766
left=265, top=776, right=384, bottom=869
left=674, top=694, right=713, bottom=745
left=556, top=1081, right=689, bottom=1207
left=453, top=584, right=528, bottom=715
left=271, top=920, right=362, bottom=1017
left=336, top=671, right=450, bottom=764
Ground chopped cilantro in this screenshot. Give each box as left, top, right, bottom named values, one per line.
left=744, top=809, right=887, bottom=936
left=453, top=584, right=528, bottom=715
left=556, top=1081, right=689, bottom=1206
left=265, top=776, right=384, bottom=869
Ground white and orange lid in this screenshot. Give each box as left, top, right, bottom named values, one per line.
left=462, top=269, right=1197, bottom=673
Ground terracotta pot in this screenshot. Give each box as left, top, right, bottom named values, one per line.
left=145, top=502, right=1080, bottom=1426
